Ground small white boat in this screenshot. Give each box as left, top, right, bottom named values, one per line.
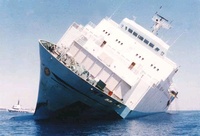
left=8, top=100, right=29, bottom=113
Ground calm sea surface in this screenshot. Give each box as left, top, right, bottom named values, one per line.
left=0, top=110, right=200, bottom=136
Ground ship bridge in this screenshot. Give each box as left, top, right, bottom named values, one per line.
left=119, top=17, right=170, bottom=57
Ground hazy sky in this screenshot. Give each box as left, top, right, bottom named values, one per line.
left=0, top=0, right=200, bottom=110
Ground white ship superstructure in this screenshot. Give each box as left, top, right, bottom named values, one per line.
left=34, top=14, right=178, bottom=119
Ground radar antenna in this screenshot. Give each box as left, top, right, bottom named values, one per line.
left=152, top=6, right=172, bottom=35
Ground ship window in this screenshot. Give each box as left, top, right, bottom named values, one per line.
left=144, top=39, right=149, bottom=44
left=155, top=47, right=160, bottom=52
left=128, top=62, right=136, bottom=70
left=100, top=41, right=107, bottom=47
left=149, top=43, right=154, bottom=48
left=161, top=51, right=165, bottom=56
left=128, top=28, right=133, bottom=33
left=125, top=26, right=127, bottom=30
left=133, top=32, right=138, bottom=37
left=138, top=35, right=144, bottom=41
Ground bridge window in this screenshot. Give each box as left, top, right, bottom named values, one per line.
left=133, top=32, right=138, bottom=37
left=125, top=26, right=127, bottom=30
left=149, top=43, right=154, bottom=48
left=144, top=39, right=149, bottom=45
left=138, top=35, right=144, bottom=41
left=155, top=47, right=160, bottom=52
left=161, top=51, right=165, bottom=56
left=128, top=28, right=133, bottom=33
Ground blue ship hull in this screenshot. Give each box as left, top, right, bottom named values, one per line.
left=34, top=41, right=134, bottom=120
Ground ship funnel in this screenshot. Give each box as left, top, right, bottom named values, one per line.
left=152, top=14, right=171, bottom=35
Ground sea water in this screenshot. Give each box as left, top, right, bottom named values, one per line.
left=0, top=110, right=200, bottom=136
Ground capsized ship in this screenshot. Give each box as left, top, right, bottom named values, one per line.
left=34, top=14, right=178, bottom=120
